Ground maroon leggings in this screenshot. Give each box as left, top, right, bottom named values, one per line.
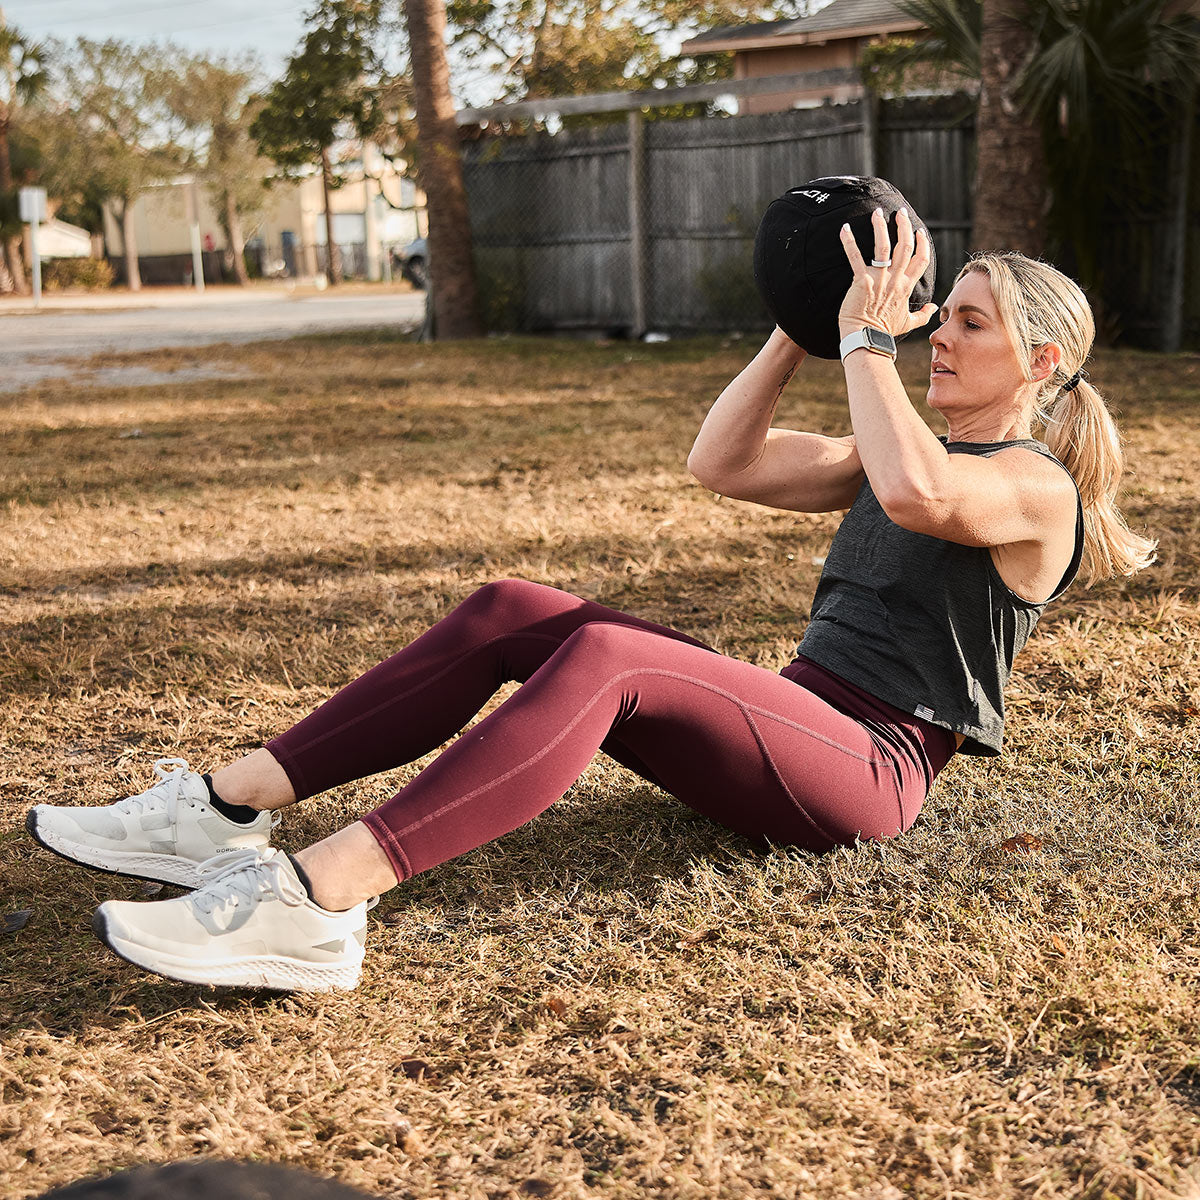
left=266, top=580, right=955, bottom=881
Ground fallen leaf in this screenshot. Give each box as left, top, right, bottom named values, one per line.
left=677, top=928, right=720, bottom=946
left=1000, top=832, right=1042, bottom=854
left=1049, top=934, right=1069, bottom=955
left=3, top=909, right=32, bottom=935
left=391, top=1118, right=424, bottom=1154
left=398, top=1058, right=434, bottom=1081
left=545, top=995, right=567, bottom=1018
left=90, top=1109, right=123, bottom=1134
left=608, top=1030, right=641, bottom=1045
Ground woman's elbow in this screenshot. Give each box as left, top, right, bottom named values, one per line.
left=687, top=447, right=718, bottom=490
left=874, top=482, right=942, bottom=533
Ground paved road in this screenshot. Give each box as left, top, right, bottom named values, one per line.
left=0, top=290, right=427, bottom=391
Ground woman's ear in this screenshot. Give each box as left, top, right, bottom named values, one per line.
left=1030, top=343, right=1063, bottom=384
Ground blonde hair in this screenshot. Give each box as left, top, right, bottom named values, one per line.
left=955, top=252, right=1156, bottom=586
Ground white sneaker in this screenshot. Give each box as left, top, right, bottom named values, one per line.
left=26, top=757, right=280, bottom=888
left=92, top=847, right=374, bottom=992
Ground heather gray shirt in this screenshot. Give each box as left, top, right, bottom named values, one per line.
left=797, top=438, right=1084, bottom=756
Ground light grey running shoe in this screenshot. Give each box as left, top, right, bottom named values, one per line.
left=92, top=847, right=374, bottom=992
left=26, top=757, right=279, bottom=888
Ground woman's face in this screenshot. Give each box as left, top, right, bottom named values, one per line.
left=926, top=270, right=1030, bottom=422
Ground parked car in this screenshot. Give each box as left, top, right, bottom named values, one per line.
left=393, top=237, right=427, bottom=289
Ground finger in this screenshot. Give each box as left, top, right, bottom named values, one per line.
left=894, top=207, right=914, bottom=269
left=840, top=223, right=868, bottom=274
left=904, top=226, right=931, bottom=285
left=871, top=207, right=891, bottom=266
left=904, top=301, right=939, bottom=334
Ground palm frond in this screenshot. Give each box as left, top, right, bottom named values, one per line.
left=893, top=0, right=982, bottom=76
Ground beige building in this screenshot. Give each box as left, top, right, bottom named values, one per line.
left=681, top=0, right=927, bottom=114
left=103, top=153, right=425, bottom=283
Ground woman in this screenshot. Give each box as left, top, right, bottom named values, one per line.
left=27, top=211, right=1154, bottom=992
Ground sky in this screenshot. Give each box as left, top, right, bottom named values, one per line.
left=0, top=0, right=524, bottom=106
left=0, top=0, right=318, bottom=75
left=0, top=1, right=818, bottom=109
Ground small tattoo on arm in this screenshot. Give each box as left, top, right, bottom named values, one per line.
left=776, top=365, right=796, bottom=398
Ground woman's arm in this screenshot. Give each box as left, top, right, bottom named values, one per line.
left=688, top=328, right=865, bottom=513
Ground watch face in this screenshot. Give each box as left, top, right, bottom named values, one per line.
left=865, top=326, right=896, bottom=353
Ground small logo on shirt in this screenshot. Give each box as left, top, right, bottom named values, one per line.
left=915, top=705, right=935, bottom=721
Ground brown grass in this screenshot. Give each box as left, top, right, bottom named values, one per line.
left=2, top=330, right=1200, bottom=1200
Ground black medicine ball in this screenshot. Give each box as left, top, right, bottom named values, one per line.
left=753, top=175, right=937, bottom=360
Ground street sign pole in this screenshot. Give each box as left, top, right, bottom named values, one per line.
left=18, top=187, right=47, bottom=309
left=185, top=178, right=205, bottom=293
left=30, top=221, right=41, bottom=308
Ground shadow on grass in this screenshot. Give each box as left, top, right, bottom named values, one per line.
left=2, top=785, right=759, bottom=1038
left=0, top=534, right=819, bottom=694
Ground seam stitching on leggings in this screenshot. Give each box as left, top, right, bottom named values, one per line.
left=264, top=740, right=310, bottom=802
left=284, top=631, right=566, bottom=758
left=388, top=666, right=888, bottom=842
left=729, top=700, right=844, bottom=844
left=733, top=704, right=839, bottom=843
left=362, top=813, right=414, bottom=881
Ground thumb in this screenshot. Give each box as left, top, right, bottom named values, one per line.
left=907, top=302, right=938, bottom=332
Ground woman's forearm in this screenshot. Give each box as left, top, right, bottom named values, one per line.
left=841, top=349, right=949, bottom=512
left=688, top=328, right=806, bottom=480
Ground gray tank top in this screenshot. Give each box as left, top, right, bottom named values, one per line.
left=797, top=438, right=1084, bottom=756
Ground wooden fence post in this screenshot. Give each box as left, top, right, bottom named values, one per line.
left=628, top=109, right=648, bottom=339
left=861, top=91, right=880, bottom=178
left=1163, top=91, right=1195, bottom=354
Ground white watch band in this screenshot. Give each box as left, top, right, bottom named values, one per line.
left=839, top=327, right=897, bottom=362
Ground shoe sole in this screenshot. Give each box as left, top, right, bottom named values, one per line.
left=92, top=909, right=362, bottom=993
left=26, top=809, right=203, bottom=889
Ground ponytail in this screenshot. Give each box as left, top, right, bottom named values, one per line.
left=957, top=253, right=1157, bottom=587
left=1040, top=378, right=1157, bottom=585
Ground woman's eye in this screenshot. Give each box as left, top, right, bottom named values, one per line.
left=964, top=321, right=980, bottom=330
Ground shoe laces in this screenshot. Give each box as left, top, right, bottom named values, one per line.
left=112, top=758, right=279, bottom=830
left=112, top=757, right=193, bottom=823
left=192, top=848, right=307, bottom=915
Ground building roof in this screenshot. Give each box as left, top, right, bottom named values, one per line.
left=783, top=0, right=923, bottom=36
left=683, top=0, right=924, bottom=54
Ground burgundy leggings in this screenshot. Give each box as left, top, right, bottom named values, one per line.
left=266, top=580, right=955, bottom=881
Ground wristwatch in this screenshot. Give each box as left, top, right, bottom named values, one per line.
left=839, top=326, right=897, bottom=362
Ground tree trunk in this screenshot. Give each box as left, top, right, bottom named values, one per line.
left=403, top=0, right=483, bottom=339
left=971, top=0, right=1045, bottom=255
left=0, top=116, right=28, bottom=294
left=320, top=145, right=341, bottom=285
left=120, top=200, right=142, bottom=291
left=223, top=189, right=250, bottom=286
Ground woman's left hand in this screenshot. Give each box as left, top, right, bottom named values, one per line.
left=838, top=207, right=938, bottom=340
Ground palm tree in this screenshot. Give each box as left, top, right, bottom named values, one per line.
left=401, top=0, right=483, bottom=339
left=893, top=0, right=1200, bottom=282
left=972, top=0, right=1044, bottom=254
left=1019, top=0, right=1200, bottom=293
left=0, top=20, right=47, bottom=294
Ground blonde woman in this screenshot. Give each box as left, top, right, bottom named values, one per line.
left=27, top=211, right=1154, bottom=992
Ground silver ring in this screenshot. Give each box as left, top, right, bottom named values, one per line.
left=870, top=258, right=892, bottom=268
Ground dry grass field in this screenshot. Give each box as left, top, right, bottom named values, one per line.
left=1, top=328, right=1199, bottom=1200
